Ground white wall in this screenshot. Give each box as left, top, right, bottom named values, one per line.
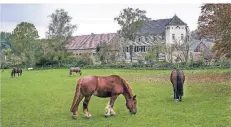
left=165, top=25, right=187, bottom=44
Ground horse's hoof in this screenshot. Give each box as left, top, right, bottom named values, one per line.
left=110, top=112, right=116, bottom=116
left=86, top=114, right=92, bottom=119
left=72, top=115, right=77, bottom=120
left=104, top=114, right=110, bottom=118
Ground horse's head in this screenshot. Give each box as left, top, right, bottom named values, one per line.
left=126, top=95, right=137, bottom=114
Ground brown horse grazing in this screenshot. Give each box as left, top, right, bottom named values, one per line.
left=70, top=75, right=137, bottom=119
left=69, top=67, right=82, bottom=76
left=170, top=69, right=185, bottom=102
left=11, top=67, right=22, bottom=78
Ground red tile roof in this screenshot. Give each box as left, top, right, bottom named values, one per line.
left=66, top=33, right=119, bottom=50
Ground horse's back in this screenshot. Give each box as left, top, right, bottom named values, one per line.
left=78, top=75, right=123, bottom=97
left=77, top=76, right=98, bottom=95
left=70, top=67, right=80, bottom=71
left=170, top=69, right=185, bottom=84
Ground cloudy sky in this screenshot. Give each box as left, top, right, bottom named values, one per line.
left=1, top=3, right=202, bottom=38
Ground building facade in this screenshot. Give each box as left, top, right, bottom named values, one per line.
left=122, top=14, right=189, bottom=62
left=66, top=14, right=189, bottom=63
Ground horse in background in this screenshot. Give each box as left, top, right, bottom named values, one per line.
left=170, top=69, right=185, bottom=102
left=70, top=75, right=137, bottom=120
left=11, top=67, right=22, bottom=78
left=69, top=67, right=82, bottom=76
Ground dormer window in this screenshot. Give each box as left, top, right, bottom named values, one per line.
left=145, top=37, right=149, bottom=42
left=153, top=36, right=156, bottom=41
left=138, top=37, right=141, bottom=42
left=176, top=26, right=180, bottom=29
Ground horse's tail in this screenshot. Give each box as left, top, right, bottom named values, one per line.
left=11, top=69, right=14, bottom=77
left=70, top=78, right=82, bottom=112
left=79, top=70, right=82, bottom=76
left=176, top=71, right=183, bottom=96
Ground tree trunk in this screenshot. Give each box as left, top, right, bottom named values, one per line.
left=129, top=45, right=133, bottom=63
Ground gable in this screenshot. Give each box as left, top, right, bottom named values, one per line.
left=167, top=15, right=187, bottom=26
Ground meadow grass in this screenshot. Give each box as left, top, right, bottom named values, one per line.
left=1, top=68, right=231, bottom=127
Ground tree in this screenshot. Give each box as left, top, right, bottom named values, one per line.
left=1, top=32, right=12, bottom=49
left=198, top=4, right=231, bottom=58
left=46, top=9, right=77, bottom=50
left=145, top=42, right=166, bottom=65
left=46, top=9, right=77, bottom=66
left=11, top=22, right=39, bottom=67
left=171, top=39, right=190, bottom=64
left=190, top=29, right=200, bottom=40
left=114, top=7, right=150, bottom=62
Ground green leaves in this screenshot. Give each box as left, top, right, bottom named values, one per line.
left=198, top=4, right=231, bottom=58
left=114, top=7, right=150, bottom=41
left=46, top=9, right=77, bottom=50
left=9, top=22, right=40, bottom=67
left=114, top=7, right=150, bottom=62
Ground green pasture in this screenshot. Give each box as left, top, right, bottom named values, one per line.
left=1, top=68, right=231, bottom=127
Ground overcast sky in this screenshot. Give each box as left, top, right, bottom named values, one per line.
left=1, top=3, right=202, bottom=38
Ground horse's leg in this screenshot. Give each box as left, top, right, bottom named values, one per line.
left=72, top=93, right=84, bottom=119
left=69, top=71, right=72, bottom=76
left=105, top=95, right=118, bottom=117
left=179, top=96, right=182, bottom=102
left=174, top=84, right=179, bottom=102
left=83, top=96, right=92, bottom=118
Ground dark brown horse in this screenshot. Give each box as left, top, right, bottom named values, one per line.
left=69, top=67, right=82, bottom=76
left=70, top=75, right=137, bottom=119
left=170, top=69, right=185, bottom=102
left=11, top=67, right=22, bottom=78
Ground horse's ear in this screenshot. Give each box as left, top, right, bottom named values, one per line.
left=133, top=95, right=136, bottom=100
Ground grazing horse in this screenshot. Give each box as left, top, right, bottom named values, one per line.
left=69, top=67, right=82, bottom=76
left=70, top=75, right=137, bottom=119
left=170, top=69, right=185, bottom=102
left=11, top=67, right=22, bottom=78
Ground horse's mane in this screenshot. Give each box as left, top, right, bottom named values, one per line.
left=112, top=75, right=134, bottom=98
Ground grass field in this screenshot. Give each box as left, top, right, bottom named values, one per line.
left=1, top=68, right=231, bottom=127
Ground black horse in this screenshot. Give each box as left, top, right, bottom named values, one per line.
left=170, top=69, right=185, bottom=102
left=11, top=67, right=22, bottom=78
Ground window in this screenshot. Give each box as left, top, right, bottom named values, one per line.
left=126, top=47, right=129, bottom=52
left=172, top=34, right=175, bottom=40
left=181, top=34, right=184, bottom=40
left=134, top=46, right=137, bottom=52
left=138, top=37, right=141, bottom=42
left=137, top=46, right=141, bottom=52
left=141, top=46, right=146, bottom=52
